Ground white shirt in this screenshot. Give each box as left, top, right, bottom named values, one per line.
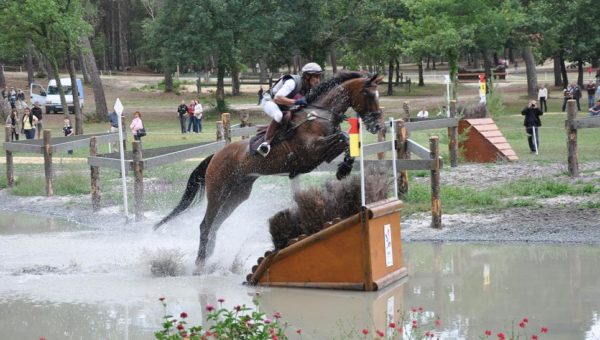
left=417, top=110, right=429, bottom=118
left=194, top=103, right=203, bottom=118
left=275, top=79, right=296, bottom=98
left=538, top=88, right=547, bottom=99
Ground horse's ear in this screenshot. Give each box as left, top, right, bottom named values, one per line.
left=366, top=73, right=383, bottom=86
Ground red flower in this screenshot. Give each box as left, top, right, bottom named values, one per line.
left=180, top=312, right=188, bottom=318
left=205, top=304, right=215, bottom=312
left=425, top=331, right=432, bottom=337
left=204, top=331, right=212, bottom=336
left=435, top=319, right=441, bottom=326
left=412, top=324, right=417, bottom=329
left=234, top=305, right=241, bottom=312
left=389, top=322, right=396, bottom=329
left=159, top=297, right=165, bottom=302
left=497, top=332, right=506, bottom=339
left=273, top=311, right=282, bottom=319
left=485, top=330, right=492, bottom=336
left=411, top=307, right=417, bottom=313
left=271, top=335, right=278, bottom=340
left=361, top=328, right=369, bottom=335
left=177, top=324, right=184, bottom=331
left=412, top=320, right=417, bottom=325
left=264, top=318, right=272, bottom=324
left=519, top=322, right=526, bottom=328
left=541, top=327, right=549, bottom=333
left=296, top=329, right=302, bottom=335
left=531, top=335, right=538, bottom=340
left=40, top=337, right=46, bottom=340
left=376, top=329, right=384, bottom=337
left=418, top=307, right=424, bottom=312
left=522, top=317, right=529, bottom=323
left=217, top=298, right=225, bottom=303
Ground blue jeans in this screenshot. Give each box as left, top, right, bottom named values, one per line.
left=588, top=95, right=595, bottom=108
left=24, top=129, right=36, bottom=140
left=187, top=116, right=194, bottom=132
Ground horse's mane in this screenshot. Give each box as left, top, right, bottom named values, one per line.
left=306, top=71, right=364, bottom=104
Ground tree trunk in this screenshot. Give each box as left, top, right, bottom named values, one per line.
left=395, top=59, right=400, bottom=86
left=26, top=41, right=35, bottom=86
left=560, top=53, right=568, bottom=88
left=426, top=56, right=430, bottom=70
left=330, top=47, right=337, bottom=74
left=164, top=66, right=173, bottom=92
left=48, top=57, right=69, bottom=120
left=418, top=61, right=424, bottom=87
left=482, top=50, right=492, bottom=79
left=553, top=56, right=562, bottom=87
left=449, top=52, right=459, bottom=100
left=232, top=63, right=240, bottom=96
left=432, top=56, right=436, bottom=70
left=44, top=58, right=56, bottom=82
left=216, top=63, right=226, bottom=111
left=387, top=59, right=393, bottom=96
left=577, top=60, right=583, bottom=87
left=522, top=45, right=538, bottom=98
left=259, top=57, right=267, bottom=83
left=80, top=35, right=109, bottom=121
left=78, top=45, right=91, bottom=84
left=66, top=48, right=83, bottom=134
left=0, top=63, right=5, bottom=88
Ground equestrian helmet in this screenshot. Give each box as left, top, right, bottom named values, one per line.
left=301, top=62, right=323, bottom=75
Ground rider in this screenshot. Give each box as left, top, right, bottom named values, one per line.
left=258, top=62, right=323, bottom=156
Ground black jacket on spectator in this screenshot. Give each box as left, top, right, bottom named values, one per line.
left=521, top=106, right=543, bottom=127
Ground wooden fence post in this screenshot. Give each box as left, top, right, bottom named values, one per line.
left=133, top=141, right=144, bottom=221
left=395, top=120, right=409, bottom=196
left=90, top=136, right=101, bottom=211
left=222, top=112, right=231, bottom=144
left=566, top=99, right=578, bottom=177
left=4, top=126, right=13, bottom=187
left=216, top=121, right=224, bottom=141
left=448, top=100, right=458, bottom=167
left=430, top=136, right=442, bottom=229
left=43, top=129, right=53, bottom=196
left=121, top=116, right=127, bottom=152
left=240, top=110, right=250, bottom=140
left=377, top=111, right=386, bottom=160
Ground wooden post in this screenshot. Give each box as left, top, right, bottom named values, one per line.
left=448, top=100, right=458, bottom=167
left=377, top=109, right=385, bottom=160
left=43, top=129, right=53, bottom=196
left=222, top=112, right=231, bottom=144
left=240, top=110, right=250, bottom=140
left=430, top=136, right=442, bottom=229
left=4, top=126, right=13, bottom=187
left=216, top=121, right=224, bottom=141
left=90, top=136, right=101, bottom=211
left=395, top=120, right=409, bottom=196
left=132, top=141, right=144, bottom=221
left=360, top=207, right=374, bottom=291
left=121, top=115, right=127, bottom=152
left=566, top=99, right=578, bottom=177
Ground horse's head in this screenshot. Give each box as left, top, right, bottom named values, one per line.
left=348, top=74, right=384, bottom=134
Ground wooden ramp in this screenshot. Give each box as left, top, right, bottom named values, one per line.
left=246, top=198, right=408, bottom=291
left=458, top=118, right=518, bottom=162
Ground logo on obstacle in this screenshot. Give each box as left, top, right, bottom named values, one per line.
left=348, top=117, right=360, bottom=157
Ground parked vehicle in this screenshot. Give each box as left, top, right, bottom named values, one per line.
left=30, top=78, right=84, bottom=114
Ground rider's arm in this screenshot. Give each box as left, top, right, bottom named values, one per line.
left=273, top=79, right=299, bottom=106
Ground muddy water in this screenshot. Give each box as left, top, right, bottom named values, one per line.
left=1, top=211, right=599, bottom=339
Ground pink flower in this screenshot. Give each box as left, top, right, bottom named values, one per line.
left=217, top=298, right=225, bottom=303
left=361, top=328, right=369, bottom=335
left=264, top=318, right=272, bottom=324
left=519, top=322, right=526, bottom=328
left=389, top=322, right=396, bottom=329
left=40, top=338, right=46, bottom=340
left=485, top=330, right=492, bottom=336
left=541, top=327, right=549, bottom=333
left=271, top=335, right=278, bottom=340
left=522, top=317, right=529, bottom=323
left=180, top=312, right=188, bottom=318
left=411, top=307, right=417, bottom=313
left=531, top=335, right=538, bottom=340
left=435, top=319, right=441, bottom=326
left=412, top=324, right=417, bottom=329
left=497, top=333, right=505, bottom=340
left=296, top=329, right=302, bottom=335
left=177, top=324, right=184, bottom=331
left=204, top=331, right=212, bottom=336
left=425, top=331, right=432, bottom=337
left=376, top=329, right=384, bottom=337
left=205, top=304, right=215, bottom=312
left=412, top=320, right=417, bottom=325
left=418, top=307, right=424, bottom=312
left=273, top=311, right=282, bottom=319
left=234, top=305, right=241, bottom=312
left=159, top=297, right=165, bottom=302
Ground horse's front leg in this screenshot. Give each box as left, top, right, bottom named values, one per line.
left=336, top=150, right=354, bottom=180
left=320, top=131, right=348, bottom=163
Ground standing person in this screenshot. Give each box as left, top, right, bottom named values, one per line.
left=16, top=89, right=27, bottom=109
left=187, top=100, right=196, bottom=133
left=177, top=100, right=188, bottom=134
left=21, top=107, right=38, bottom=140
left=573, top=83, right=582, bottom=111
left=417, top=107, right=429, bottom=118
left=5, top=108, right=20, bottom=141
left=130, top=111, right=145, bottom=141
left=31, top=102, right=43, bottom=139
left=63, top=118, right=74, bottom=154
left=194, top=100, right=203, bottom=133
left=586, top=81, right=596, bottom=109
left=8, top=87, right=17, bottom=109
left=108, top=110, right=121, bottom=151
left=537, top=85, right=548, bottom=113
left=521, top=100, right=543, bottom=153
left=562, top=84, right=574, bottom=112
left=258, top=62, right=323, bottom=156
left=257, top=87, right=263, bottom=105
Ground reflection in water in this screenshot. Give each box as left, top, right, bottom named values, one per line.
left=1, top=208, right=600, bottom=339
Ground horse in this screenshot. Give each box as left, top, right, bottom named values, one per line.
left=154, top=71, right=384, bottom=268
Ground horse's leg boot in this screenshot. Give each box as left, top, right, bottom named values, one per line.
left=258, top=120, right=279, bottom=157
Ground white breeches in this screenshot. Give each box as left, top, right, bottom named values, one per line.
left=261, top=94, right=283, bottom=123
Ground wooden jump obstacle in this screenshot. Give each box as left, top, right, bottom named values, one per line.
left=565, top=99, right=600, bottom=177
left=246, top=198, right=407, bottom=291
left=458, top=117, right=518, bottom=162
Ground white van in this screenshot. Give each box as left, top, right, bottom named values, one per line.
left=30, top=78, right=84, bottom=114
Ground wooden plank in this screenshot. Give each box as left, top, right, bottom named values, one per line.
left=363, top=141, right=393, bottom=156
left=230, top=125, right=258, bottom=137
left=314, top=159, right=439, bottom=171
left=3, top=142, right=43, bottom=153
left=480, top=130, right=503, bottom=138
left=502, top=149, right=517, bottom=156
left=465, top=118, right=495, bottom=125
left=494, top=143, right=512, bottom=150
left=575, top=117, right=600, bottom=129
left=144, top=140, right=226, bottom=169
left=472, top=124, right=498, bottom=132
left=88, top=156, right=131, bottom=170
left=405, top=118, right=459, bottom=132
left=407, top=139, right=431, bottom=159
left=487, top=136, right=508, bottom=144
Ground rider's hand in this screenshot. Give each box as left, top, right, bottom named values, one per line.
left=294, top=98, right=308, bottom=107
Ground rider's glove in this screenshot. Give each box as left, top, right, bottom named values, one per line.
left=294, top=98, right=308, bottom=107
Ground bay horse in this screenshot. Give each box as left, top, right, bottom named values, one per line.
left=154, top=72, right=384, bottom=268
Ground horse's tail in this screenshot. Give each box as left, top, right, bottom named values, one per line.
left=153, top=154, right=214, bottom=230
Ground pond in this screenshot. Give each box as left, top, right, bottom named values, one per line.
left=1, top=209, right=599, bottom=339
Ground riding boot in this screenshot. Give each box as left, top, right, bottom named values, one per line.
left=258, top=120, right=280, bottom=157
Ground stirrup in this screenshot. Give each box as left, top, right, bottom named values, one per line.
left=257, top=142, right=271, bottom=157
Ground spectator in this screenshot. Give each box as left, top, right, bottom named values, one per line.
left=5, top=108, right=20, bottom=141
left=589, top=99, right=600, bottom=116
left=586, top=81, right=596, bottom=109
left=537, top=85, right=548, bottom=112
left=257, top=87, right=263, bottom=105
left=130, top=111, right=145, bottom=141
left=177, top=100, right=188, bottom=134
left=21, top=107, right=38, bottom=140
left=573, top=83, right=582, bottom=111
left=417, top=107, right=429, bottom=118
left=187, top=99, right=196, bottom=133
left=108, top=110, right=121, bottom=151
left=63, top=118, right=74, bottom=154
left=521, top=100, right=543, bottom=153
left=31, top=102, right=43, bottom=139
left=437, top=106, right=447, bottom=117
left=562, top=84, right=574, bottom=112
left=8, top=87, right=16, bottom=109
left=16, top=89, right=27, bottom=109
left=194, top=100, right=203, bottom=133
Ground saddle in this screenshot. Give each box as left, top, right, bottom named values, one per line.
left=249, top=111, right=295, bottom=155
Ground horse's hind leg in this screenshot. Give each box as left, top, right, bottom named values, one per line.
left=196, top=177, right=257, bottom=268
